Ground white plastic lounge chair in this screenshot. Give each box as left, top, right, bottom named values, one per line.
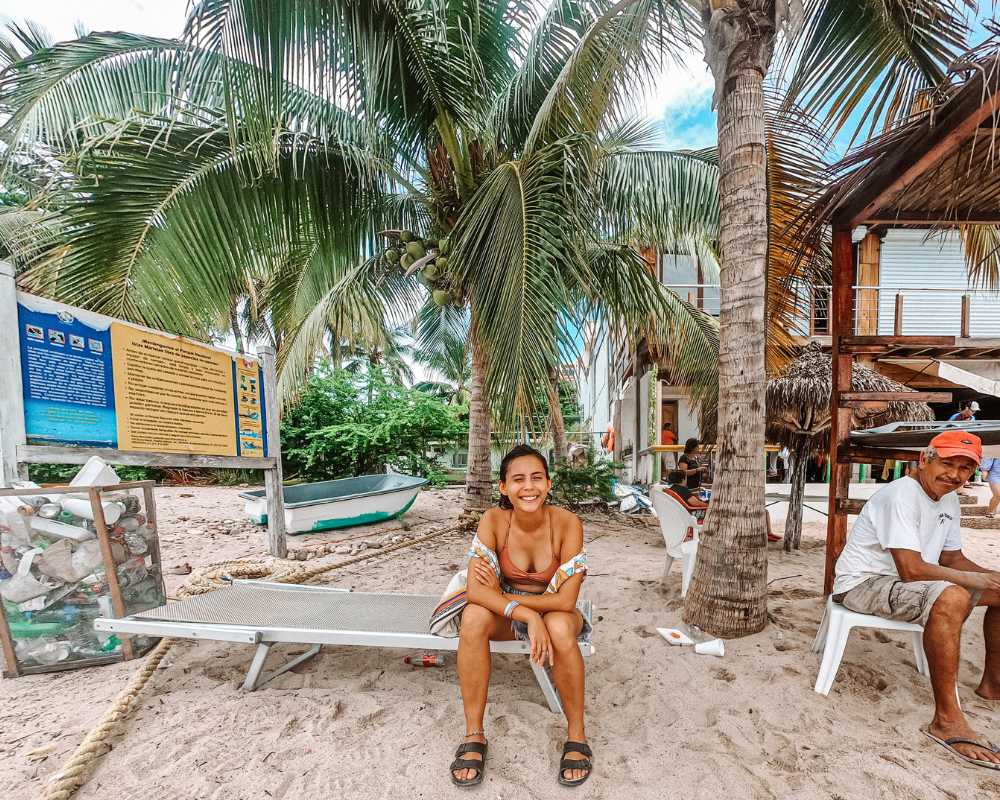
left=95, top=580, right=594, bottom=714
left=649, top=485, right=700, bottom=597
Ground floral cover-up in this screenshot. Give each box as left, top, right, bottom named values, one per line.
left=427, top=534, right=588, bottom=638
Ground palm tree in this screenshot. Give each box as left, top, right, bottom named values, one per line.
left=682, top=0, right=977, bottom=637
left=412, top=308, right=472, bottom=405
left=0, top=2, right=721, bottom=512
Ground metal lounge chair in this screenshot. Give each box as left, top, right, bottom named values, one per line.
left=94, top=580, right=594, bottom=714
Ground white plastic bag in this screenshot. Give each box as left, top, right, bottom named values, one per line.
left=0, top=548, right=54, bottom=603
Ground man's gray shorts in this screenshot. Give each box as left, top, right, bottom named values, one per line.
left=834, top=576, right=956, bottom=628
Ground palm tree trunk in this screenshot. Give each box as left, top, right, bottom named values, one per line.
left=230, top=297, right=245, bottom=355
left=465, top=316, right=493, bottom=511
left=683, top=61, right=769, bottom=638
left=547, top=366, right=568, bottom=464
left=784, top=439, right=809, bottom=552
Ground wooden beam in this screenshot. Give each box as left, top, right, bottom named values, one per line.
left=839, top=391, right=952, bottom=403
left=842, top=77, right=1000, bottom=226
left=836, top=499, right=867, bottom=515
left=867, top=210, right=1000, bottom=225
left=826, top=227, right=855, bottom=596
left=841, top=335, right=956, bottom=347
left=17, top=445, right=275, bottom=470
left=961, top=294, right=971, bottom=338
left=839, top=445, right=921, bottom=464
left=893, top=294, right=903, bottom=335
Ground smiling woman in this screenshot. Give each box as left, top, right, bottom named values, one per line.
left=449, top=444, right=593, bottom=788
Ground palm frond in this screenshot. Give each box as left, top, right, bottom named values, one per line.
left=779, top=0, right=973, bottom=145
left=958, top=225, right=1000, bottom=290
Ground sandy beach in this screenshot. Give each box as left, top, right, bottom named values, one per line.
left=2, top=485, right=1000, bottom=800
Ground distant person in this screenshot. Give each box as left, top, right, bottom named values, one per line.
left=660, top=422, right=678, bottom=446
left=949, top=401, right=980, bottom=422
left=663, top=469, right=779, bottom=541
left=833, top=431, right=1000, bottom=770
left=983, top=456, right=1000, bottom=519
left=677, top=437, right=706, bottom=490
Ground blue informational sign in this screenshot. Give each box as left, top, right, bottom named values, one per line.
left=17, top=302, right=118, bottom=447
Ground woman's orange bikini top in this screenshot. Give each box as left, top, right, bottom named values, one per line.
left=499, top=510, right=560, bottom=586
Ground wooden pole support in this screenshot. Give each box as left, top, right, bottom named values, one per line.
left=0, top=262, right=28, bottom=487
left=893, top=294, right=904, bottom=336
left=258, top=345, right=287, bottom=559
left=961, top=294, right=971, bottom=338
left=90, top=487, right=134, bottom=661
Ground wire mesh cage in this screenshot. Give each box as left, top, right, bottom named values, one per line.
left=0, top=480, right=165, bottom=677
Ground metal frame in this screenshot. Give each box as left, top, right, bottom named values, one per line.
left=0, top=263, right=287, bottom=558
left=94, top=581, right=595, bottom=714
left=0, top=480, right=165, bottom=676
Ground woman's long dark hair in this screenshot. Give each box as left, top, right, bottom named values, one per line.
left=683, top=437, right=700, bottom=454
left=497, top=444, right=549, bottom=509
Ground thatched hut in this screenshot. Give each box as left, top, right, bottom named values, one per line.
left=767, top=342, right=933, bottom=550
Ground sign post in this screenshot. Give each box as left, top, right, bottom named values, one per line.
left=0, top=264, right=287, bottom=556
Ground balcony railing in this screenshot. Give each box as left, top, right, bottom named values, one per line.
left=663, top=282, right=1000, bottom=339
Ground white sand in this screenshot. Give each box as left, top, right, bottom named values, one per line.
left=2, top=486, right=1000, bottom=799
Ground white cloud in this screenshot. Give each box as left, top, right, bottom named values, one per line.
left=1, top=0, right=188, bottom=42
left=639, top=48, right=717, bottom=150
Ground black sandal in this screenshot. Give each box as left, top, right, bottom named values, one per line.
left=450, top=740, right=488, bottom=787
left=558, top=740, right=593, bottom=787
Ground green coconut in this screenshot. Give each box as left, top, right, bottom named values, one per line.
left=438, top=237, right=450, bottom=255
left=405, top=241, right=426, bottom=259
left=432, top=289, right=450, bottom=306
left=416, top=271, right=431, bottom=287
left=422, top=263, right=439, bottom=281
left=400, top=253, right=415, bottom=270
left=434, top=255, right=449, bottom=271
left=384, top=248, right=400, bottom=264
left=399, top=230, right=414, bottom=243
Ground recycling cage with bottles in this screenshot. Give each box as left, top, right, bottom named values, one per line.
left=0, top=480, right=165, bottom=677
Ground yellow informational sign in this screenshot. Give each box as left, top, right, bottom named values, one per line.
left=110, top=323, right=238, bottom=455
left=234, top=357, right=264, bottom=456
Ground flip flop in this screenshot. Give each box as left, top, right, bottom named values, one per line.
left=558, top=740, right=594, bottom=787
left=450, top=740, right=488, bottom=787
left=923, top=730, right=1000, bottom=770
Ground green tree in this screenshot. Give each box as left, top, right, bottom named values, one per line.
left=0, top=2, right=721, bottom=513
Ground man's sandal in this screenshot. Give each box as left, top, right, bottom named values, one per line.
left=450, top=741, right=488, bottom=787
left=924, top=730, right=1000, bottom=770
left=558, top=740, right=594, bottom=787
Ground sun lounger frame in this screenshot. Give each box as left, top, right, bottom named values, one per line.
left=94, top=580, right=594, bottom=714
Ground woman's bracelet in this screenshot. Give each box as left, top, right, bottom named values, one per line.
left=503, top=600, right=520, bottom=619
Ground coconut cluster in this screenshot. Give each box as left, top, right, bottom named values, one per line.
left=382, top=230, right=462, bottom=307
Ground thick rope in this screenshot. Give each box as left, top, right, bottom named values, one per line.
left=39, top=518, right=474, bottom=800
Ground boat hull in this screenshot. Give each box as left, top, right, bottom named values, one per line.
left=240, top=474, right=428, bottom=535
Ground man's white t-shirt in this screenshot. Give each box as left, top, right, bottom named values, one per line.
left=833, top=476, right=962, bottom=595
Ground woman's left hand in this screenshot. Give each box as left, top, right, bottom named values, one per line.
left=472, top=560, right=500, bottom=590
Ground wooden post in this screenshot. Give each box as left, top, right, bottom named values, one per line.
left=632, top=348, right=641, bottom=483
left=893, top=293, right=904, bottom=336
left=258, top=345, right=287, bottom=559
left=857, top=233, right=881, bottom=335
left=961, top=294, right=971, bottom=338
left=90, top=487, right=134, bottom=661
left=825, top=227, right=856, bottom=596
left=0, top=262, right=28, bottom=487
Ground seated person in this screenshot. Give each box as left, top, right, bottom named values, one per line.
left=664, top=470, right=779, bottom=541
left=833, top=431, right=1000, bottom=769
left=665, top=469, right=707, bottom=516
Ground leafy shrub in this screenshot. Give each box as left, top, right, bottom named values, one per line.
left=548, top=449, right=619, bottom=509
left=281, top=366, right=466, bottom=481
left=28, top=463, right=161, bottom=485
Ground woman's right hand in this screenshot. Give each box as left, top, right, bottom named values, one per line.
left=526, top=612, right=553, bottom=666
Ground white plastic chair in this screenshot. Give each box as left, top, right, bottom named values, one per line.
left=812, top=595, right=928, bottom=696
left=649, top=484, right=700, bottom=597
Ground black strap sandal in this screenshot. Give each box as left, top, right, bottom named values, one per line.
left=558, top=740, right=593, bottom=787
left=450, top=741, right=488, bottom=787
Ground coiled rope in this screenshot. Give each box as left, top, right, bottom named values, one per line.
left=39, top=517, right=474, bottom=800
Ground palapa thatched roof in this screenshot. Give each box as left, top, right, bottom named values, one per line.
left=766, top=342, right=934, bottom=451
left=807, top=39, right=1000, bottom=230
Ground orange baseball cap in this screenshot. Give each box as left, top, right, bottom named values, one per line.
left=930, top=430, right=982, bottom=465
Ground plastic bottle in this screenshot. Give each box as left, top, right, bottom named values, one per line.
left=403, top=653, right=445, bottom=667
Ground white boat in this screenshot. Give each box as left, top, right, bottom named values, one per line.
left=240, top=474, right=428, bottom=535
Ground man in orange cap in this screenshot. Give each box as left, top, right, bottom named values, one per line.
left=833, top=430, right=1000, bottom=769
